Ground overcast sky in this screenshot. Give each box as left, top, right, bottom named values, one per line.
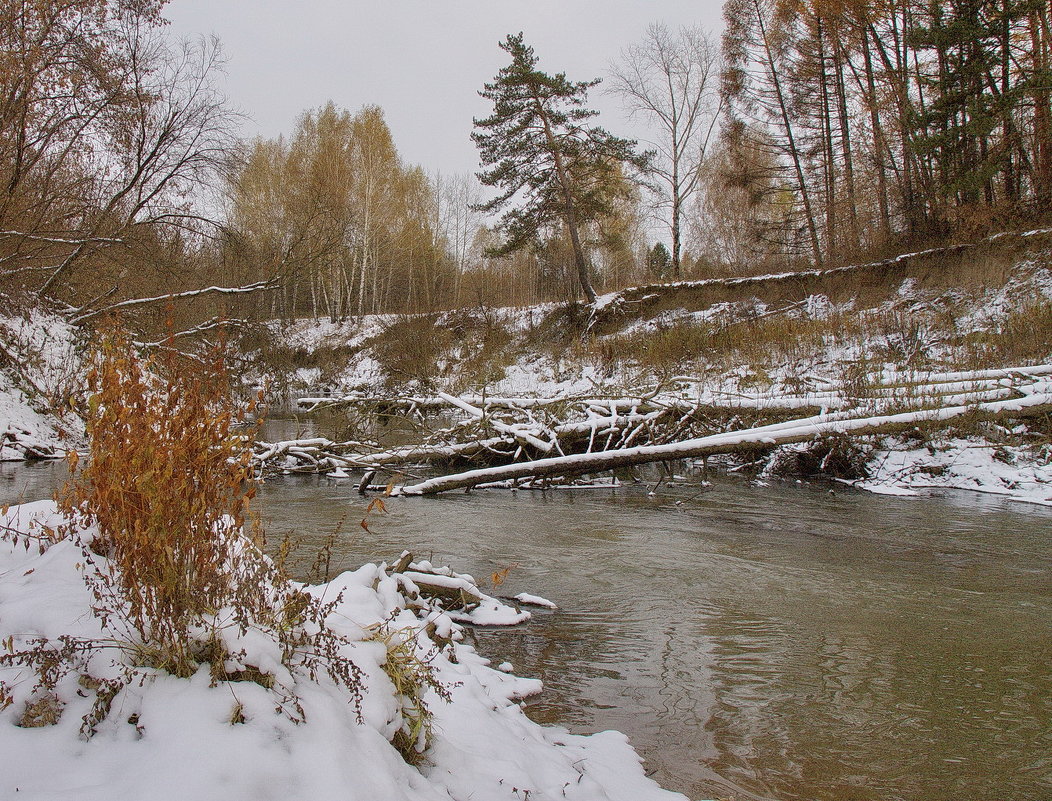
left=166, top=1, right=725, bottom=179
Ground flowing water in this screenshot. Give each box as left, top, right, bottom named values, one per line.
left=3, top=455, right=1050, bottom=801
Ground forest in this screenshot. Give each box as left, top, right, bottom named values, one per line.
left=2, top=0, right=1049, bottom=332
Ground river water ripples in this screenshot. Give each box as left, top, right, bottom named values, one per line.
left=3, top=454, right=1049, bottom=801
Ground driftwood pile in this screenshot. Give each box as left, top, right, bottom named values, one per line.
left=387, top=550, right=483, bottom=613
left=252, top=364, right=1052, bottom=495
left=255, top=390, right=722, bottom=476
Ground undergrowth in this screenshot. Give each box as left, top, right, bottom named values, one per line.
left=367, top=624, right=451, bottom=764
left=1, top=330, right=375, bottom=738
left=59, top=331, right=261, bottom=668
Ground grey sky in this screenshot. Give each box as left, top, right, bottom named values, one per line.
left=166, top=1, right=726, bottom=179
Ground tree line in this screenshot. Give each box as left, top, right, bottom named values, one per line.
left=719, top=0, right=1052, bottom=267
left=2, top=0, right=1048, bottom=329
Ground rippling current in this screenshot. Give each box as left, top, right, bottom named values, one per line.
left=3, top=456, right=1050, bottom=801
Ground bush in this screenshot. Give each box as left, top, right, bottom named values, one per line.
left=3, top=329, right=366, bottom=735
left=59, top=331, right=261, bottom=673
left=2, top=329, right=456, bottom=752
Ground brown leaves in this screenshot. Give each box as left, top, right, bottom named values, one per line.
left=57, top=328, right=263, bottom=663
left=360, top=497, right=388, bottom=534
left=490, top=564, right=518, bottom=589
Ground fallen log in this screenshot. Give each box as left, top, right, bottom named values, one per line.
left=0, top=424, right=60, bottom=461
left=386, top=552, right=483, bottom=611
left=398, top=392, right=1052, bottom=495
left=300, top=363, right=1052, bottom=420
left=261, top=366, right=1052, bottom=476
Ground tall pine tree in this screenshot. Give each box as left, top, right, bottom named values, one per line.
left=910, top=0, right=1041, bottom=210
left=472, top=33, right=647, bottom=304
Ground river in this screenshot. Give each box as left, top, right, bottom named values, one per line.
left=2, top=455, right=1050, bottom=801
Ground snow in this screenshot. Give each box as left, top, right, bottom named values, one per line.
left=287, top=244, right=1052, bottom=424
left=447, top=597, right=532, bottom=626
left=397, top=387, right=1052, bottom=496
left=0, top=502, right=685, bottom=801
left=514, top=593, right=558, bottom=610
left=859, top=436, right=1052, bottom=506
left=0, top=305, right=83, bottom=460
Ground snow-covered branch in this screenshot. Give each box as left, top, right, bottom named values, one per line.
left=71, top=281, right=278, bottom=324
left=399, top=390, right=1052, bottom=495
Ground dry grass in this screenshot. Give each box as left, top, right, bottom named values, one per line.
left=369, top=314, right=457, bottom=390
left=17, top=690, right=63, bottom=728
left=367, top=625, right=451, bottom=765
left=586, top=311, right=863, bottom=379
left=18, top=693, right=63, bottom=727
left=963, top=300, right=1052, bottom=365
left=582, top=292, right=1019, bottom=385
left=367, top=309, right=517, bottom=393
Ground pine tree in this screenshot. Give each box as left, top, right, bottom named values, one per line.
left=472, top=33, right=648, bottom=304
left=646, top=242, right=672, bottom=279
left=910, top=0, right=1041, bottom=209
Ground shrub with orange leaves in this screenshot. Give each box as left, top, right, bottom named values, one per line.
left=3, top=329, right=368, bottom=734
left=60, top=330, right=262, bottom=674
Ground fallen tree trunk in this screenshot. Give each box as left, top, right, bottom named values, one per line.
left=300, top=363, right=1052, bottom=418
left=398, top=393, right=1052, bottom=495
left=253, top=408, right=679, bottom=473
left=259, top=365, right=1052, bottom=477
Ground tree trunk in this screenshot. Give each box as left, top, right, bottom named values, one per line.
left=400, top=395, right=1052, bottom=495
left=532, top=96, right=598, bottom=304
left=861, top=27, right=892, bottom=239
left=1031, top=7, right=1052, bottom=201
left=754, top=0, right=823, bottom=266
left=833, top=37, right=860, bottom=249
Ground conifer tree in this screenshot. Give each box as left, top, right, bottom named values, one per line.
left=472, top=33, right=648, bottom=304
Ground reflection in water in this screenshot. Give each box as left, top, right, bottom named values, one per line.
left=4, top=459, right=1050, bottom=801
left=0, top=459, right=68, bottom=507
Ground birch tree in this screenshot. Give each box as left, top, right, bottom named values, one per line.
left=609, top=23, right=723, bottom=276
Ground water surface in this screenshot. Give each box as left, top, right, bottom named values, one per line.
left=256, top=470, right=1052, bottom=801
left=5, top=458, right=1050, bottom=801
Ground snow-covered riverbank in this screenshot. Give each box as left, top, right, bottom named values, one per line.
left=0, top=307, right=82, bottom=461
left=0, top=501, right=685, bottom=801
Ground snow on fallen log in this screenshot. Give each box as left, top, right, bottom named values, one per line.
left=298, top=362, right=1052, bottom=422
left=388, top=553, right=530, bottom=626
left=882, top=363, right=1052, bottom=385
left=514, top=593, right=558, bottom=609
left=0, top=423, right=60, bottom=461
left=253, top=408, right=675, bottom=474
left=399, top=392, right=1052, bottom=495
left=265, top=367, right=1052, bottom=476
left=594, top=227, right=1052, bottom=315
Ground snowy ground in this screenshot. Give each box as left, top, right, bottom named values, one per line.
left=0, top=307, right=83, bottom=460
left=270, top=244, right=1052, bottom=508
left=2, top=242, right=1050, bottom=799
left=859, top=434, right=1052, bottom=506
left=275, top=245, right=1052, bottom=404
left=0, top=501, right=685, bottom=801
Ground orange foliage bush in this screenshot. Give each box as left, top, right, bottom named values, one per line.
left=60, top=330, right=261, bottom=671
left=2, top=329, right=368, bottom=732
